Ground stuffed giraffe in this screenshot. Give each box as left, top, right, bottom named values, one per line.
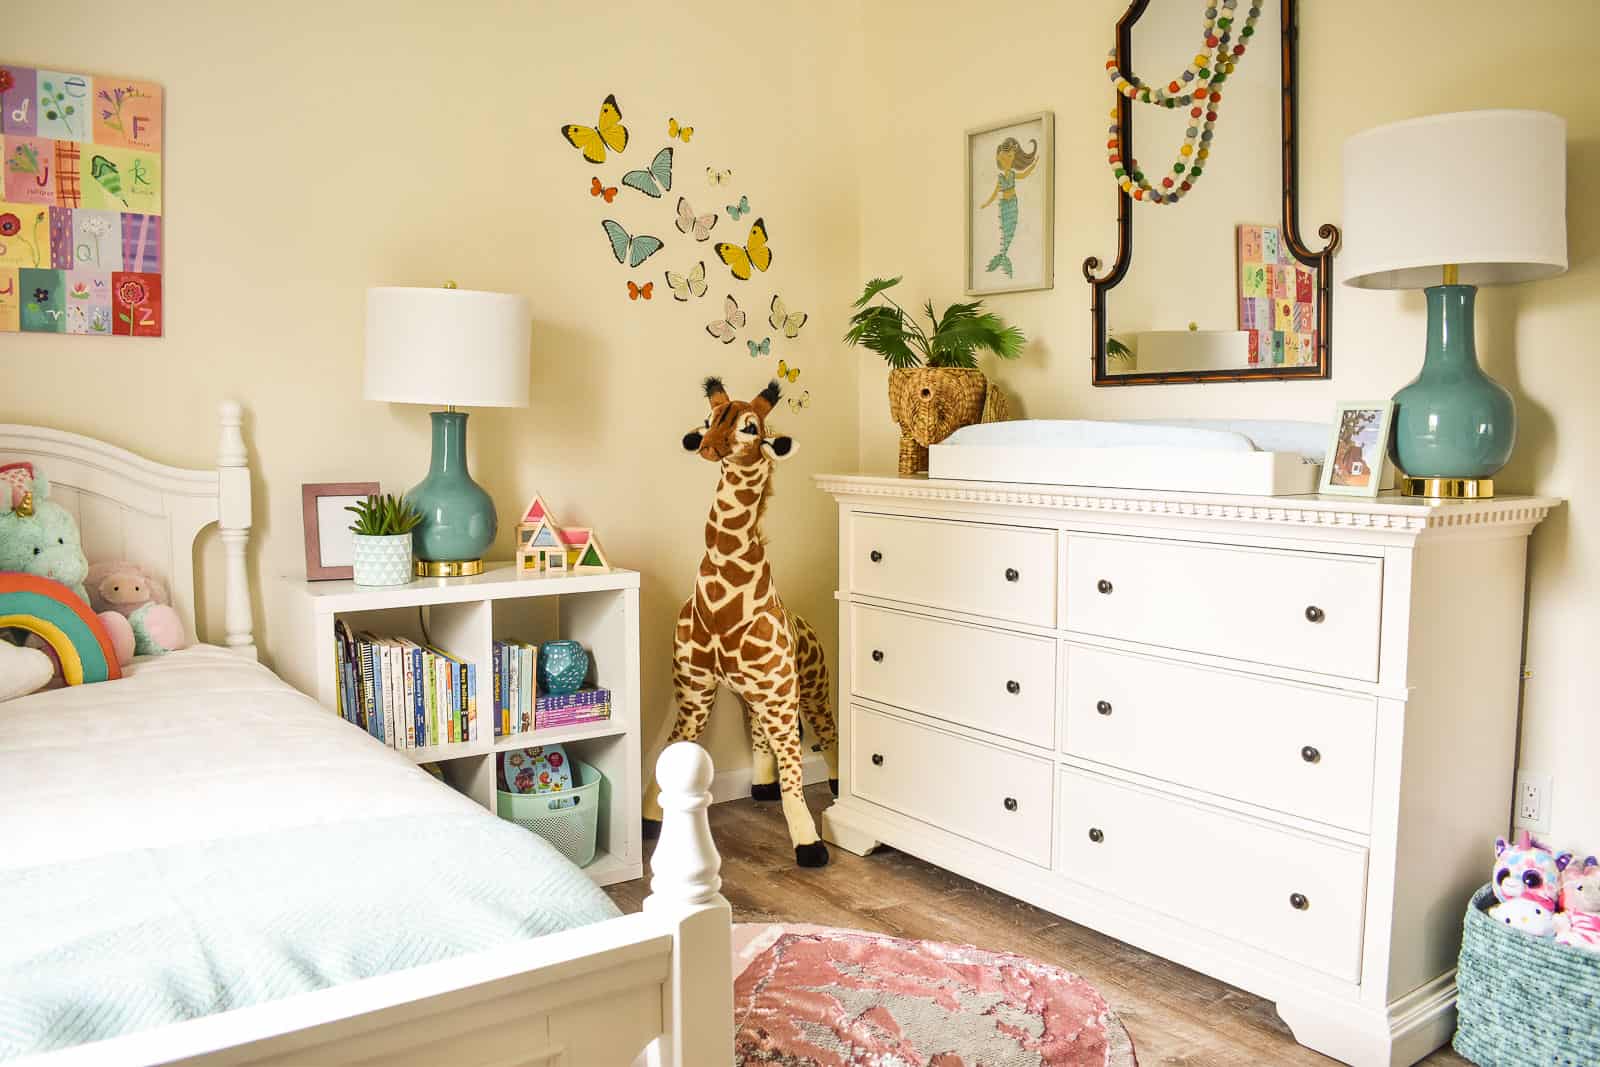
left=642, top=377, right=839, bottom=867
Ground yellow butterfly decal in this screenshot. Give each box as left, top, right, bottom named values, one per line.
left=768, top=295, right=807, bottom=339
left=707, top=167, right=732, bottom=186
left=786, top=389, right=811, bottom=413
left=776, top=359, right=800, bottom=383
left=714, top=218, right=772, bottom=281
left=560, top=93, right=628, bottom=164
left=664, top=260, right=708, bottom=302
left=668, top=117, right=693, bottom=143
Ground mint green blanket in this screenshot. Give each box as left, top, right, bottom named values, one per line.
left=0, top=813, right=621, bottom=1061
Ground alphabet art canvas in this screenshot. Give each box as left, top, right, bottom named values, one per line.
left=0, top=62, right=163, bottom=337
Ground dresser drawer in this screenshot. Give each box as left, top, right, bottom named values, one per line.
left=1064, top=534, right=1383, bottom=680
left=852, top=605, right=1055, bottom=748
left=1058, top=768, right=1368, bottom=981
left=1063, top=645, right=1377, bottom=832
left=849, top=513, right=1056, bottom=626
left=851, top=705, right=1053, bottom=867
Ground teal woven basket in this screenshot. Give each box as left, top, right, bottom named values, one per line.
left=1454, top=884, right=1600, bottom=1066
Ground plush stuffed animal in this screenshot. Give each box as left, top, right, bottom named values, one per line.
left=1491, top=896, right=1557, bottom=938
left=1555, top=855, right=1600, bottom=951
left=1492, top=830, right=1562, bottom=912
left=0, top=464, right=135, bottom=669
left=0, top=640, right=53, bottom=701
left=86, top=560, right=185, bottom=656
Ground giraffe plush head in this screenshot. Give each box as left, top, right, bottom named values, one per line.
left=682, top=377, right=795, bottom=467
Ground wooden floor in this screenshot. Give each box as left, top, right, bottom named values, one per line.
left=606, top=783, right=1469, bottom=1067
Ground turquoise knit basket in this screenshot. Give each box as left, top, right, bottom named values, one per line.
left=1454, top=884, right=1600, bottom=1066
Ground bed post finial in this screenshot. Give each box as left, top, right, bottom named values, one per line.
left=217, top=401, right=256, bottom=660
left=646, top=741, right=722, bottom=905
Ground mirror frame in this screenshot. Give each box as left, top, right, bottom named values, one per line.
left=1083, top=0, right=1339, bottom=386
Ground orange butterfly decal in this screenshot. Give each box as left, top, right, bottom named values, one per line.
left=590, top=176, right=618, bottom=203
left=628, top=280, right=654, bottom=301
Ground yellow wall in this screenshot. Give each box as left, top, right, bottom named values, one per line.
left=856, top=0, right=1599, bottom=850
left=4, top=0, right=864, bottom=777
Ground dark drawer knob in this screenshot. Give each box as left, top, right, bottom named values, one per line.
left=1006, top=680, right=1021, bottom=695
left=1097, top=579, right=1114, bottom=595
left=869, top=550, right=883, bottom=563
left=871, top=753, right=884, bottom=766
left=1290, top=892, right=1310, bottom=911
left=1305, top=605, right=1325, bottom=623
left=871, top=649, right=884, bottom=663
left=1301, top=745, right=1321, bottom=764
left=1005, top=567, right=1020, bottom=582
left=1096, top=700, right=1113, bottom=716
left=1088, top=827, right=1104, bottom=843
left=1003, top=797, right=1018, bottom=812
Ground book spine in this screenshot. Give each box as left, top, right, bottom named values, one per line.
left=520, top=644, right=535, bottom=733
left=534, top=688, right=612, bottom=713
left=411, top=645, right=425, bottom=749
left=454, top=658, right=465, bottom=743
left=358, top=638, right=376, bottom=735
left=379, top=643, right=395, bottom=747
left=398, top=642, right=412, bottom=749
left=374, top=640, right=388, bottom=744
left=424, top=651, right=437, bottom=747
left=433, top=652, right=447, bottom=745
left=492, top=641, right=503, bottom=738
left=536, top=704, right=612, bottom=729
left=386, top=643, right=400, bottom=748
left=507, top=646, right=520, bottom=736
left=446, top=656, right=457, bottom=744
left=466, top=662, right=477, bottom=742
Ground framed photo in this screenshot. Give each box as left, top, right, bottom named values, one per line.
left=302, top=482, right=380, bottom=580
left=966, top=111, right=1054, bottom=296
left=1319, top=402, right=1394, bottom=497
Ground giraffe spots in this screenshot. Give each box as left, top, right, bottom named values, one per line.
left=735, top=489, right=759, bottom=506
left=704, top=579, right=726, bottom=602
left=723, top=560, right=755, bottom=587
left=716, top=531, right=743, bottom=555
left=723, top=510, right=751, bottom=530
left=754, top=567, right=771, bottom=601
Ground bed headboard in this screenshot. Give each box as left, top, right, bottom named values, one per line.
left=0, top=402, right=254, bottom=658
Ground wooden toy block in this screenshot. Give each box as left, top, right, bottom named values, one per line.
left=573, top=536, right=612, bottom=574
left=519, top=493, right=558, bottom=528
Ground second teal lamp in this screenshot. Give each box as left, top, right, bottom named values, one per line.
left=365, top=285, right=531, bottom=576
left=1339, top=110, right=1567, bottom=499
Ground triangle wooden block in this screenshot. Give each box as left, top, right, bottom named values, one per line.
left=573, top=537, right=611, bottom=573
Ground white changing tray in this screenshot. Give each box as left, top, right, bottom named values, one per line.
left=927, top=419, right=1326, bottom=496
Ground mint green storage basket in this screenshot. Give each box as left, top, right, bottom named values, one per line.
left=497, top=760, right=602, bottom=868
left=1454, top=884, right=1600, bottom=1066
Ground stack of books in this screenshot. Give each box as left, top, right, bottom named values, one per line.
left=493, top=637, right=612, bottom=736
left=334, top=620, right=479, bottom=749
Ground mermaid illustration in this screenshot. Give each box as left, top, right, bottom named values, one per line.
left=978, top=136, right=1040, bottom=279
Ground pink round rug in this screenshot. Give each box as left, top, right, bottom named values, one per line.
left=733, top=924, right=1138, bottom=1066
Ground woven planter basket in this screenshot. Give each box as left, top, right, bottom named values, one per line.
left=886, top=367, right=1009, bottom=476
left=1453, top=884, right=1600, bottom=1066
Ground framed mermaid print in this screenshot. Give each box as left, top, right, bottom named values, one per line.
left=966, top=111, right=1054, bottom=295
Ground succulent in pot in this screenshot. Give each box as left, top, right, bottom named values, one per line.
left=346, top=493, right=423, bottom=587
left=843, top=276, right=1023, bottom=476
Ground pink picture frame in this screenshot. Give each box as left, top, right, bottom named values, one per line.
left=302, top=481, right=380, bottom=580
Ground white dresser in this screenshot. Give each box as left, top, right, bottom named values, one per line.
left=816, top=474, right=1557, bottom=1067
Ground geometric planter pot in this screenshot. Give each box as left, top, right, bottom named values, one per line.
left=351, top=532, right=414, bottom=587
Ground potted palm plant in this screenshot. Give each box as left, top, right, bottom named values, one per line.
left=347, top=494, right=423, bottom=587
left=844, top=276, right=1025, bottom=475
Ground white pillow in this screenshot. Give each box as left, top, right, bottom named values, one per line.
left=0, top=641, right=54, bottom=701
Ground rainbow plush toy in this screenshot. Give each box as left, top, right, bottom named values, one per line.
left=0, top=573, right=122, bottom=685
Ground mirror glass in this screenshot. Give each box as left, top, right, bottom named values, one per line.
left=1099, top=0, right=1327, bottom=381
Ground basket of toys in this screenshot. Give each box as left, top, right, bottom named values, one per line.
left=1453, top=834, right=1600, bottom=1066
left=496, top=745, right=603, bottom=868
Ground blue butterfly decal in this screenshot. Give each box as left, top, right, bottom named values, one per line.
left=726, top=194, right=750, bottom=220
left=747, top=336, right=771, bottom=358
left=602, top=219, right=665, bottom=268
left=621, top=146, right=674, bottom=198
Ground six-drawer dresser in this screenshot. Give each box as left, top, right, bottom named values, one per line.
left=815, top=473, right=1557, bottom=1067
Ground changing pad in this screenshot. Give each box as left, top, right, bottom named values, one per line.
left=928, top=418, right=1327, bottom=496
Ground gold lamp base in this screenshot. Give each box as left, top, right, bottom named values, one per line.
left=1397, top=476, right=1494, bottom=500
left=414, top=559, right=484, bottom=578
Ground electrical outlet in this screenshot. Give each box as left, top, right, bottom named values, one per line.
left=1515, top=771, right=1552, bottom=833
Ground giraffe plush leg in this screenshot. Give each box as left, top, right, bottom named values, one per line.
left=748, top=707, right=780, bottom=802
left=644, top=602, right=720, bottom=838
left=791, top=615, right=839, bottom=797
left=747, top=693, right=828, bottom=867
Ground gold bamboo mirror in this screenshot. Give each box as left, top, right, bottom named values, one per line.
left=1084, top=0, right=1337, bottom=385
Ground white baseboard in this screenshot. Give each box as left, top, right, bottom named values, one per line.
left=710, top=752, right=830, bottom=805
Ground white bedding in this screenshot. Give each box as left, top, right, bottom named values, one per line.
left=0, top=645, right=485, bottom=869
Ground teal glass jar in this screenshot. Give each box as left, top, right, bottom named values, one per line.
left=1390, top=286, right=1516, bottom=479
left=539, top=641, right=590, bottom=696
left=407, top=411, right=497, bottom=571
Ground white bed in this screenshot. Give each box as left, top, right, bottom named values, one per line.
left=0, top=406, right=732, bottom=1067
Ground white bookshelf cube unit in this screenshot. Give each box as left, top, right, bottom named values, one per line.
left=270, top=564, right=643, bottom=886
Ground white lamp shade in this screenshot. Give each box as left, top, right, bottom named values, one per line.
left=1339, top=110, right=1568, bottom=290
left=364, top=286, right=532, bottom=407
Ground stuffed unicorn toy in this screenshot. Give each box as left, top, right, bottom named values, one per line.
left=1555, top=855, right=1600, bottom=951
left=1488, top=831, right=1562, bottom=937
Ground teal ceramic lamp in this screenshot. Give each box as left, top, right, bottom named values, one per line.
left=1340, top=110, right=1567, bottom=499
left=365, top=285, right=531, bottom=576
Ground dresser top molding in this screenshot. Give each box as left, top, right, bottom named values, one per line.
left=815, top=474, right=1560, bottom=536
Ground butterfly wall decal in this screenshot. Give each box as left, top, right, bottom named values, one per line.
left=776, top=359, right=800, bottom=382
left=705, top=295, right=746, bottom=343
left=715, top=218, right=771, bottom=281
left=621, top=146, right=673, bottom=198
left=561, top=94, right=628, bottom=164
left=787, top=389, right=811, bottom=413
left=590, top=176, right=617, bottom=203
left=601, top=219, right=665, bottom=268
left=628, top=280, right=654, bottom=301
left=675, top=197, right=718, bottom=242
left=706, top=167, right=732, bottom=186
left=768, top=295, right=807, bottom=339
left=665, top=260, right=708, bottom=302
left=747, top=337, right=771, bottom=358
left=726, top=194, right=750, bottom=220
left=668, top=117, right=693, bottom=143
